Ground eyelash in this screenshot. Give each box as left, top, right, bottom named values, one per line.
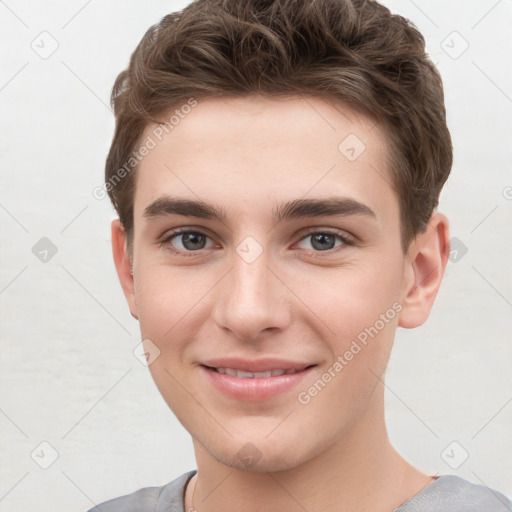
left=158, top=227, right=356, bottom=257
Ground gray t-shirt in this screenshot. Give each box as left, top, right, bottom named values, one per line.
left=88, top=470, right=511, bottom=512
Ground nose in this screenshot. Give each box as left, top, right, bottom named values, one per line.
left=212, top=246, right=292, bottom=342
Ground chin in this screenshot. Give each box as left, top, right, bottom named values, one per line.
left=222, top=445, right=308, bottom=474
left=198, top=429, right=322, bottom=474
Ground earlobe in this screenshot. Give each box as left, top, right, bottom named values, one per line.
left=398, top=212, right=450, bottom=329
left=111, top=219, right=139, bottom=320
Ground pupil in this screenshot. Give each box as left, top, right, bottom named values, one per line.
left=183, top=232, right=205, bottom=250
left=312, top=233, right=334, bottom=251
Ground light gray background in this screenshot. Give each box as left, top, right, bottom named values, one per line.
left=1, top=1, right=511, bottom=510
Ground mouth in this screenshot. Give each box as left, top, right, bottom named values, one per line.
left=203, top=365, right=314, bottom=378
left=199, top=363, right=317, bottom=401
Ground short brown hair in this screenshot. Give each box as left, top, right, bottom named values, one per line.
left=105, top=0, right=452, bottom=253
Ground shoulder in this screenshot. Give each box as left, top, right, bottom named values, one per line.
left=87, top=470, right=196, bottom=512
left=396, top=475, right=512, bottom=512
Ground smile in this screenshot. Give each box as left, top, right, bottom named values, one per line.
left=200, top=364, right=316, bottom=401
left=211, top=367, right=300, bottom=378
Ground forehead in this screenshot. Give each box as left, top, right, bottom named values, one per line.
left=133, top=95, right=397, bottom=227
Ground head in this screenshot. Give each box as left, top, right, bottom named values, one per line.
left=108, top=0, right=452, bottom=472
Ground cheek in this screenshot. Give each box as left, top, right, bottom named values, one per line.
left=294, top=266, right=402, bottom=425
left=133, top=265, right=172, bottom=336
left=132, top=261, right=221, bottom=383
left=132, top=265, right=203, bottom=411
left=133, top=260, right=208, bottom=333
left=301, top=260, right=403, bottom=350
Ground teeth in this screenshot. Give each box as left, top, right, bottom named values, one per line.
left=254, top=370, right=272, bottom=378
left=214, top=367, right=298, bottom=378
left=239, top=372, right=255, bottom=378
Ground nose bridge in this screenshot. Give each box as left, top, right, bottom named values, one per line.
left=232, top=248, right=271, bottom=305
left=213, top=238, right=290, bottom=341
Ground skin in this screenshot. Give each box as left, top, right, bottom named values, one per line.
left=112, top=95, right=450, bottom=512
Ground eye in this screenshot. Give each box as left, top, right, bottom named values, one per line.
left=159, top=227, right=355, bottom=257
left=159, top=229, right=215, bottom=255
left=296, top=230, right=354, bottom=252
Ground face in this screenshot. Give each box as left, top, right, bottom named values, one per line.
left=113, top=95, right=442, bottom=472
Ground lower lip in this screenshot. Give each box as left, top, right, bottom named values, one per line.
left=200, top=365, right=315, bottom=401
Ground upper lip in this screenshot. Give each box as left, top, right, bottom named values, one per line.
left=200, top=357, right=316, bottom=373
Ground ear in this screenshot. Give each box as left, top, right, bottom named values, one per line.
left=398, top=212, right=450, bottom=328
left=111, top=219, right=139, bottom=320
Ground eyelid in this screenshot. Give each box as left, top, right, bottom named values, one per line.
left=295, top=227, right=356, bottom=246
left=158, top=226, right=356, bottom=256
left=158, top=227, right=218, bottom=257
left=158, top=225, right=215, bottom=243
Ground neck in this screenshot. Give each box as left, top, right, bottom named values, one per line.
left=184, top=386, right=433, bottom=512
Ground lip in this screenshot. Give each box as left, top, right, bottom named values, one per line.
left=199, top=359, right=317, bottom=401
left=200, top=357, right=314, bottom=373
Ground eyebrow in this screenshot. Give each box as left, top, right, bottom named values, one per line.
left=143, top=195, right=376, bottom=224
